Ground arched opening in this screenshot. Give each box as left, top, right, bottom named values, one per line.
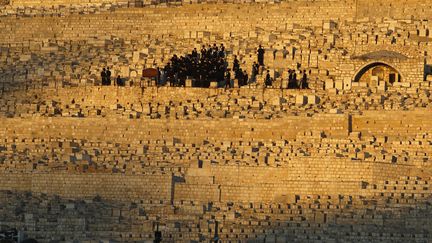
left=354, top=62, right=402, bottom=86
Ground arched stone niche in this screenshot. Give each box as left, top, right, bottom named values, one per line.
left=336, top=50, right=424, bottom=88
left=353, top=62, right=402, bottom=86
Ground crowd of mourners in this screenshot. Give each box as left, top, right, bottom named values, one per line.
left=159, top=43, right=245, bottom=88
left=100, top=44, right=309, bottom=89
left=162, top=44, right=225, bottom=87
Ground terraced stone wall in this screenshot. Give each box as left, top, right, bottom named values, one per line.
left=356, top=0, right=432, bottom=20
left=1, top=1, right=432, bottom=242
left=0, top=173, right=173, bottom=202
left=7, top=0, right=432, bottom=22
left=0, top=110, right=427, bottom=202
left=1, top=2, right=430, bottom=91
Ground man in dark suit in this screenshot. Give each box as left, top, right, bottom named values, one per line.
left=106, top=67, right=112, bottom=85
left=101, top=68, right=107, bottom=85
left=257, top=45, right=265, bottom=66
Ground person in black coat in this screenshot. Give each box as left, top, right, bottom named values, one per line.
left=192, top=48, right=198, bottom=61
left=233, top=55, right=240, bottom=73
left=265, top=71, right=272, bottom=87
left=116, top=75, right=123, bottom=86
left=101, top=68, right=107, bottom=85
left=225, top=70, right=231, bottom=88
left=242, top=70, right=249, bottom=86
left=288, top=69, right=293, bottom=89
left=257, top=45, right=265, bottom=66
left=106, top=67, right=112, bottom=85
left=201, top=45, right=207, bottom=59
left=301, top=70, right=308, bottom=89
left=219, top=44, right=225, bottom=58
left=251, top=62, right=258, bottom=83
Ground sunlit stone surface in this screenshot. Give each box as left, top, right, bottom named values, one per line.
left=0, top=0, right=431, bottom=242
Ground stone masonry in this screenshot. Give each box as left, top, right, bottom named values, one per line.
left=0, top=0, right=432, bottom=242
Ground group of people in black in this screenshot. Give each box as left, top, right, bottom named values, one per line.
left=229, top=55, right=249, bottom=87
left=100, top=67, right=124, bottom=86
left=100, top=44, right=308, bottom=89
left=288, top=69, right=308, bottom=89
left=161, top=43, right=243, bottom=88
left=161, top=44, right=267, bottom=88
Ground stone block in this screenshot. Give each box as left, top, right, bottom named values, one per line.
left=339, top=63, right=354, bottom=71
left=271, top=97, right=286, bottom=106
left=400, top=82, right=411, bottom=87
left=296, top=95, right=307, bottom=105
left=370, top=76, right=379, bottom=86
left=377, top=82, right=386, bottom=91
left=419, top=29, right=428, bottom=37
left=20, top=55, right=31, bottom=62
left=121, top=66, right=130, bottom=77
left=335, top=81, right=343, bottom=90
left=343, top=78, right=352, bottom=90
left=325, top=79, right=334, bottom=90
left=329, top=108, right=342, bottom=114
left=323, top=20, right=337, bottom=30
left=307, top=95, right=319, bottom=104
left=233, top=79, right=239, bottom=88
left=132, top=51, right=140, bottom=63
left=327, top=88, right=338, bottom=94
left=210, top=81, right=218, bottom=88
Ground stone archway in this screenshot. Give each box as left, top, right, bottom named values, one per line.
left=353, top=62, right=402, bottom=86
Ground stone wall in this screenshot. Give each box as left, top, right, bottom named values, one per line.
left=10, top=0, right=127, bottom=7
left=1, top=1, right=432, bottom=242
left=179, top=159, right=417, bottom=202
left=0, top=108, right=428, bottom=202
left=353, top=110, right=432, bottom=136
left=0, top=2, right=429, bottom=93
left=0, top=114, right=349, bottom=142
left=356, top=0, right=432, bottom=20
left=9, top=0, right=355, bottom=8
left=0, top=173, right=173, bottom=202
left=0, top=103, right=430, bottom=242
left=0, top=1, right=432, bottom=93
left=6, top=0, right=432, bottom=22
